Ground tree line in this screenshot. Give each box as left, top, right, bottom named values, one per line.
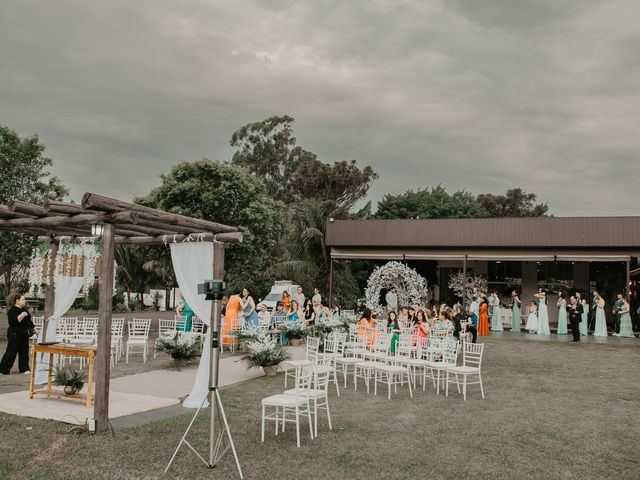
left=0, top=117, right=549, bottom=308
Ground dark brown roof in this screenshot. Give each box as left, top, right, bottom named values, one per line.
left=325, top=217, right=640, bottom=248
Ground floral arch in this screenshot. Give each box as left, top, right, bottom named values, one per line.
left=364, top=261, right=429, bottom=313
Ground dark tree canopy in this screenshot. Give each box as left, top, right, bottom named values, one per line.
left=0, top=124, right=68, bottom=296
left=136, top=159, right=287, bottom=294
left=230, top=115, right=377, bottom=210
left=375, top=185, right=487, bottom=219
left=476, top=188, right=549, bottom=217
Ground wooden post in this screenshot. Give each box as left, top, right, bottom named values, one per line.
left=42, top=242, right=58, bottom=343
left=328, top=258, right=334, bottom=308
left=626, top=259, right=631, bottom=301
left=462, top=255, right=467, bottom=309
left=94, top=223, right=115, bottom=433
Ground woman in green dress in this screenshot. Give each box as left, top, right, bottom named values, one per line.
left=511, top=290, right=521, bottom=333
left=175, top=299, right=194, bottom=332
left=387, top=311, right=401, bottom=355
left=618, top=297, right=635, bottom=338
left=556, top=292, right=568, bottom=335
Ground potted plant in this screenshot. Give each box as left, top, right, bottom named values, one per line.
left=242, top=336, right=292, bottom=376
left=281, top=326, right=305, bottom=346
left=156, top=332, right=202, bottom=369
left=54, top=367, right=87, bottom=396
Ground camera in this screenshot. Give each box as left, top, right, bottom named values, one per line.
left=197, top=279, right=227, bottom=301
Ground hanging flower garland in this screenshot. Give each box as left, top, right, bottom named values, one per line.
left=448, top=271, right=488, bottom=301
left=364, top=261, right=429, bottom=313
left=27, top=241, right=51, bottom=296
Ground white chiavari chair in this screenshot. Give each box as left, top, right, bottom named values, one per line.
left=446, top=342, right=485, bottom=401
left=126, top=318, right=151, bottom=363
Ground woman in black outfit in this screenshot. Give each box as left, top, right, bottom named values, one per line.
left=0, top=292, right=34, bottom=375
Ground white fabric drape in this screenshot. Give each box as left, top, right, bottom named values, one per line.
left=34, top=275, right=85, bottom=384
left=170, top=242, right=214, bottom=408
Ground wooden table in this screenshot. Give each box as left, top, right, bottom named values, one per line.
left=29, top=344, right=96, bottom=407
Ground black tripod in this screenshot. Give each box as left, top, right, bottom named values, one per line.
left=164, top=298, right=243, bottom=478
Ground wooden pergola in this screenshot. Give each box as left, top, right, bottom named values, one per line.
left=0, top=193, right=242, bottom=433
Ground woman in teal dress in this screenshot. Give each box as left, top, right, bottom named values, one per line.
left=387, top=311, right=401, bottom=355
left=579, top=298, right=589, bottom=336
left=511, top=291, right=521, bottom=333
left=175, top=299, right=194, bottom=331
left=618, top=297, right=635, bottom=338
left=489, top=292, right=503, bottom=332
left=556, top=293, right=568, bottom=335
left=240, top=288, right=259, bottom=329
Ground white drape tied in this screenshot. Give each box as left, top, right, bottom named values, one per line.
left=34, top=244, right=92, bottom=385
left=170, top=242, right=214, bottom=408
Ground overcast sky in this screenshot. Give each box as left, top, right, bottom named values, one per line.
left=2, top=0, right=639, bottom=215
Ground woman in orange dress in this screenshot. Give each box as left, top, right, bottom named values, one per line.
left=223, top=290, right=242, bottom=348
left=478, top=295, right=490, bottom=336
left=358, top=308, right=378, bottom=347
left=281, top=291, right=292, bottom=311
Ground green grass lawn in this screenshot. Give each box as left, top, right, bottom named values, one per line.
left=1, top=335, right=639, bottom=480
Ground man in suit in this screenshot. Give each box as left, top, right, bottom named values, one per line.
left=612, top=292, right=624, bottom=336
left=567, top=295, right=583, bottom=342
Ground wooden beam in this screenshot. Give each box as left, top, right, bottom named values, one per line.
left=8, top=200, right=48, bottom=217
left=462, top=255, right=468, bottom=309
left=0, top=205, right=35, bottom=220
left=115, top=232, right=243, bottom=245
left=211, top=241, right=225, bottom=387
left=43, top=200, right=85, bottom=215
left=94, top=223, right=115, bottom=434
left=82, top=192, right=238, bottom=234
left=0, top=211, right=139, bottom=229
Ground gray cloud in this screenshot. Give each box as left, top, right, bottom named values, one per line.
left=1, top=0, right=638, bottom=215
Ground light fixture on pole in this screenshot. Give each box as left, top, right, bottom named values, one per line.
left=91, top=221, right=105, bottom=236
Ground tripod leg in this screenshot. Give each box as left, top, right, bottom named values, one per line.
left=214, top=389, right=244, bottom=479
left=165, top=395, right=208, bottom=473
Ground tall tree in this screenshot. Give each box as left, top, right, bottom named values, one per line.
left=375, top=185, right=487, bottom=219
left=476, top=188, right=549, bottom=217
left=0, top=125, right=68, bottom=296
left=230, top=115, right=377, bottom=210
left=136, top=159, right=287, bottom=296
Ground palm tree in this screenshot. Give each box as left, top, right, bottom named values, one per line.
left=114, top=246, right=147, bottom=306
left=142, top=256, right=176, bottom=310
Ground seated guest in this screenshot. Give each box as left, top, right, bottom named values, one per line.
left=257, top=304, right=271, bottom=327
left=303, top=299, right=315, bottom=326
left=413, top=310, right=430, bottom=339
left=287, top=300, right=303, bottom=327
left=358, top=308, right=378, bottom=346
left=436, top=311, right=455, bottom=337
left=398, top=306, right=409, bottom=323
left=270, top=301, right=288, bottom=329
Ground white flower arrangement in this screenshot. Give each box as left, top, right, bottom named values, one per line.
left=365, top=261, right=429, bottom=313
left=448, top=271, right=488, bottom=301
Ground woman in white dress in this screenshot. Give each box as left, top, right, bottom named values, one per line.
left=525, top=301, right=538, bottom=333
left=489, top=291, right=503, bottom=332
left=593, top=293, right=608, bottom=337
left=535, top=289, right=551, bottom=335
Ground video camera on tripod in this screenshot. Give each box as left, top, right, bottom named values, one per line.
left=197, top=279, right=227, bottom=301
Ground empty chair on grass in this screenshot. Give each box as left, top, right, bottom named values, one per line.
left=126, top=318, right=151, bottom=363
left=446, top=342, right=485, bottom=401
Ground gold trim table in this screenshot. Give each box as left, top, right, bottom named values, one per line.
left=29, top=344, right=96, bottom=407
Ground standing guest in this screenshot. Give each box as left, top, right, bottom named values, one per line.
left=407, top=307, right=415, bottom=324
left=478, top=294, right=489, bottom=336
left=590, top=290, right=599, bottom=331
left=257, top=304, right=271, bottom=328
left=221, top=296, right=228, bottom=317
left=525, top=301, right=538, bottom=333
left=387, top=311, right=401, bottom=355
left=385, top=287, right=398, bottom=314
left=303, top=299, right=315, bottom=326
left=612, top=293, right=624, bottom=336
left=593, top=293, right=608, bottom=337
left=222, top=290, right=242, bottom=348
left=466, top=298, right=479, bottom=343
left=240, top=288, right=259, bottom=329
left=511, top=291, right=521, bottom=333
left=579, top=297, right=589, bottom=336
left=312, top=288, right=322, bottom=305
left=281, top=290, right=292, bottom=311
left=292, top=286, right=306, bottom=311
left=489, top=291, right=503, bottom=332
left=535, top=289, right=551, bottom=335
left=556, top=293, right=568, bottom=335
left=567, top=295, right=583, bottom=342
left=0, top=293, right=35, bottom=375
left=618, top=296, right=635, bottom=338
left=175, top=298, right=194, bottom=332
